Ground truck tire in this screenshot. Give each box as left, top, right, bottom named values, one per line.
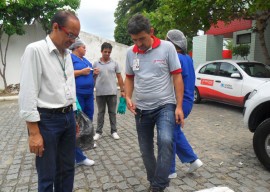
left=194, top=87, right=201, bottom=104
left=253, top=118, right=270, bottom=171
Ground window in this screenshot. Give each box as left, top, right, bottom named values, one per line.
left=199, top=63, right=217, bottom=75
left=237, top=62, right=270, bottom=78
left=218, top=62, right=238, bottom=77
left=237, top=33, right=251, bottom=44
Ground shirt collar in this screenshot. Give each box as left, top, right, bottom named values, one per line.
left=99, top=58, right=111, bottom=64
left=132, top=35, right=161, bottom=54
left=45, top=35, right=69, bottom=56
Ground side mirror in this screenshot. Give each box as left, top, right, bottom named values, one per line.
left=231, top=73, right=242, bottom=79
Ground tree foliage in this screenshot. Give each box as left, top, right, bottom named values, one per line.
left=233, top=44, right=250, bottom=60
left=0, top=0, right=80, bottom=90
left=114, top=0, right=159, bottom=45
left=145, top=0, right=270, bottom=64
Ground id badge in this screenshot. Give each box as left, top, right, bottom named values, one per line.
left=64, top=85, right=73, bottom=100
left=133, top=58, right=140, bottom=71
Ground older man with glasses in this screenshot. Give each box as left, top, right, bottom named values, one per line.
left=19, top=10, right=80, bottom=192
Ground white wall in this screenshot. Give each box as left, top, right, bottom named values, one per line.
left=193, top=35, right=223, bottom=69
left=79, top=31, right=128, bottom=78
left=0, top=23, right=46, bottom=89
left=0, top=24, right=128, bottom=90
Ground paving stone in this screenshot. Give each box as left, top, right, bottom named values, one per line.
left=127, top=177, right=140, bottom=186
left=1, top=100, right=270, bottom=191
left=117, top=181, right=129, bottom=190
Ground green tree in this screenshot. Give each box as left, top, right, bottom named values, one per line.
left=114, top=0, right=158, bottom=45
left=233, top=44, right=250, bottom=60
left=0, top=0, right=80, bottom=91
left=146, top=0, right=270, bottom=64
left=224, top=39, right=233, bottom=51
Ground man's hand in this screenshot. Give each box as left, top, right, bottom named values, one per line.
left=120, top=91, right=126, bottom=98
left=126, top=98, right=136, bottom=115
left=93, top=68, right=100, bottom=75
left=175, top=107, right=184, bottom=128
left=27, top=122, right=44, bottom=157
left=29, top=132, right=44, bottom=157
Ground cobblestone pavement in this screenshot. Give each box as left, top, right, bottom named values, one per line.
left=0, top=100, right=270, bottom=192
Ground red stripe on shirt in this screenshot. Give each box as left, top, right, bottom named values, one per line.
left=170, top=68, right=182, bottom=74
left=126, top=74, right=135, bottom=78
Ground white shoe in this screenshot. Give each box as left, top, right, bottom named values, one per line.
left=112, top=132, right=120, bottom=140
left=93, top=133, right=101, bottom=141
left=168, top=172, right=177, bottom=179
left=187, top=159, right=203, bottom=173
left=77, top=158, right=95, bottom=166
left=93, top=143, right=97, bottom=148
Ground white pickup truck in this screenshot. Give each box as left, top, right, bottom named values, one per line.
left=243, top=81, right=270, bottom=171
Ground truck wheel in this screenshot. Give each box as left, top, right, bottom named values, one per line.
left=194, top=87, right=201, bottom=104
left=253, top=118, right=270, bottom=171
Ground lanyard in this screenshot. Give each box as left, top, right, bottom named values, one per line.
left=54, top=50, right=67, bottom=81
left=44, top=38, right=67, bottom=81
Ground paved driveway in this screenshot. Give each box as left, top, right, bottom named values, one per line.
left=0, top=100, right=269, bottom=192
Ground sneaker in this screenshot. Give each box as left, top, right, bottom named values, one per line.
left=93, top=143, right=97, bottom=148
left=168, top=172, right=177, bottom=179
left=187, top=159, right=203, bottom=173
left=93, top=133, right=101, bottom=141
left=112, top=132, right=120, bottom=140
left=77, top=158, right=95, bottom=166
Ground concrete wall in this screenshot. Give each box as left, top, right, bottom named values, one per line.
left=0, top=23, right=128, bottom=90
left=79, top=31, right=128, bottom=78
left=230, top=20, right=270, bottom=63
left=193, top=35, right=223, bottom=69
left=0, top=24, right=46, bottom=90
left=232, top=28, right=254, bottom=61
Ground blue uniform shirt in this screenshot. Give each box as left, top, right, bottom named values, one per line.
left=71, top=53, right=95, bottom=95
left=178, top=53, right=195, bottom=105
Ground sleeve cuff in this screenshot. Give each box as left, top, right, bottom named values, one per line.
left=20, top=110, right=40, bottom=122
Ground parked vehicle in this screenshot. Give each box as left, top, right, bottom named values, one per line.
left=243, top=81, right=270, bottom=171
left=194, top=60, right=270, bottom=107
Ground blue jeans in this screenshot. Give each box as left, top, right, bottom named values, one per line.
left=37, top=110, right=76, bottom=192
left=170, top=102, right=198, bottom=174
left=135, top=104, right=176, bottom=190
left=75, top=147, right=86, bottom=163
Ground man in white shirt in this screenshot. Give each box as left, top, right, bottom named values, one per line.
left=19, top=10, right=80, bottom=192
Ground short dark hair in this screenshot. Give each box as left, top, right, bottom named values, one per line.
left=51, top=10, right=79, bottom=28
left=127, top=13, right=151, bottom=35
left=101, top=42, right=112, bottom=51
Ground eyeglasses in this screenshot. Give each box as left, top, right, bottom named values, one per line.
left=59, top=25, right=79, bottom=40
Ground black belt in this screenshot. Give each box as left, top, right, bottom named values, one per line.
left=38, top=104, right=73, bottom=114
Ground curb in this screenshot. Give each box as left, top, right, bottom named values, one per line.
left=0, top=95, right=18, bottom=101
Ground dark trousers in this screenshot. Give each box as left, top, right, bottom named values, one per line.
left=135, top=104, right=176, bottom=190
left=96, top=95, right=117, bottom=134
left=36, top=110, right=76, bottom=192
left=76, top=93, right=94, bottom=120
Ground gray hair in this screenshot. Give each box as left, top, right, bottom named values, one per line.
left=166, top=29, right=187, bottom=53
left=69, top=39, right=85, bottom=50
left=127, top=14, right=151, bottom=35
